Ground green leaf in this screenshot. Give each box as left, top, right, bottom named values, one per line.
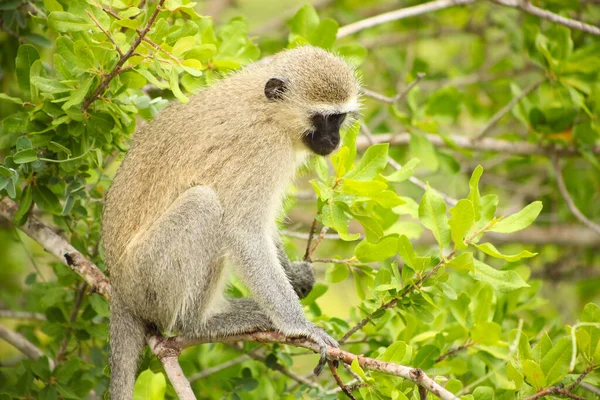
left=345, top=143, right=389, bottom=181
left=449, top=199, right=475, bottom=250
left=310, top=18, right=338, bottom=49
left=468, top=166, right=483, bottom=221
left=354, top=215, right=383, bottom=243
left=325, top=263, right=349, bottom=283
left=48, top=12, right=95, bottom=32
left=426, top=86, right=463, bottom=120
left=540, top=337, right=571, bottom=386
left=321, top=202, right=359, bottom=241
left=471, top=321, right=501, bottom=345
left=472, top=387, right=494, bottom=400
left=172, top=36, right=196, bottom=57
left=288, top=4, right=320, bottom=38
left=16, top=136, right=32, bottom=151
left=313, top=156, right=329, bottom=181
left=331, top=146, right=350, bottom=177
left=15, top=45, right=40, bottom=98
left=410, top=132, right=438, bottom=172
left=370, top=190, right=405, bottom=208
left=89, top=294, right=110, bottom=318
left=43, top=0, right=63, bottom=12
left=62, top=79, right=94, bottom=111
left=0, top=93, right=24, bottom=104
left=133, top=370, right=166, bottom=400
left=354, top=235, right=398, bottom=263
left=340, top=179, right=387, bottom=196
left=419, top=185, right=450, bottom=248
left=489, top=201, right=543, bottom=233
left=379, top=341, right=410, bottom=364
left=13, top=148, right=38, bottom=164
left=470, top=260, right=529, bottom=292
left=14, top=185, right=33, bottom=225
left=397, top=235, right=429, bottom=272
left=342, top=121, right=359, bottom=164
left=522, top=360, right=546, bottom=390
left=184, top=44, right=217, bottom=61
left=445, top=252, right=474, bottom=272
left=383, top=158, right=419, bottom=182
left=350, top=358, right=369, bottom=382
left=473, top=242, right=537, bottom=262
left=33, top=186, right=62, bottom=215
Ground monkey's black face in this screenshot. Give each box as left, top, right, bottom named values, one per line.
left=303, top=113, right=346, bottom=156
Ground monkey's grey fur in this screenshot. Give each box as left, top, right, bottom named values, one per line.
left=102, top=46, right=360, bottom=399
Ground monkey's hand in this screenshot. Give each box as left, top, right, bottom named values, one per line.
left=286, top=261, right=315, bottom=299
left=304, top=323, right=339, bottom=375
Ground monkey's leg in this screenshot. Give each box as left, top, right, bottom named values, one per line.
left=275, top=238, right=315, bottom=299
left=183, top=298, right=275, bottom=339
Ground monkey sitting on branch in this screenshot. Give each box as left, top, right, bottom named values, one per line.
left=102, top=45, right=361, bottom=399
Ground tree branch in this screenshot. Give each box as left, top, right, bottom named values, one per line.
left=168, top=331, right=459, bottom=400
left=148, top=336, right=197, bottom=400
left=0, top=198, right=111, bottom=301
left=337, top=0, right=476, bottom=38
left=473, top=79, right=544, bottom=140
left=0, top=324, right=55, bottom=369
left=491, top=0, right=600, bottom=36
left=551, top=155, right=600, bottom=236
left=0, top=196, right=459, bottom=400
left=355, top=133, right=600, bottom=157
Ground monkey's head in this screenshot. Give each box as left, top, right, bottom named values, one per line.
left=263, top=46, right=361, bottom=156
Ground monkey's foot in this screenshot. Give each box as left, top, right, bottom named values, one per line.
left=306, top=324, right=339, bottom=375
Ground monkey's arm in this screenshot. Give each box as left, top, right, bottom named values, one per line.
left=275, top=239, right=315, bottom=299
left=230, top=228, right=338, bottom=373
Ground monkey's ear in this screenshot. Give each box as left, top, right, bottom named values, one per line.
left=264, top=77, right=288, bottom=101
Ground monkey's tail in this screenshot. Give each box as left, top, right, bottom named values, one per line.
left=109, top=295, right=146, bottom=400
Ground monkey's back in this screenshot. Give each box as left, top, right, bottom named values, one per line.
left=102, top=69, right=299, bottom=277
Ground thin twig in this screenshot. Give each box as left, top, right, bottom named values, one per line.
left=551, top=154, right=600, bottom=236
left=581, top=382, right=600, bottom=395
left=308, top=226, right=330, bottom=259
left=355, top=132, right=600, bottom=157
left=56, top=283, right=88, bottom=362
left=337, top=0, right=476, bottom=38
left=282, top=230, right=352, bottom=241
left=312, top=257, right=358, bottom=264
left=85, top=10, right=122, bottom=56
left=0, top=324, right=55, bottom=369
left=304, top=217, right=319, bottom=261
left=491, top=0, right=600, bottom=36
left=82, top=0, right=167, bottom=112
left=434, top=341, right=473, bottom=363
left=0, top=310, right=46, bottom=321
left=188, top=354, right=250, bottom=382
left=329, top=361, right=357, bottom=400
left=473, top=79, right=544, bottom=140
left=523, top=386, right=586, bottom=400
left=363, top=73, right=426, bottom=104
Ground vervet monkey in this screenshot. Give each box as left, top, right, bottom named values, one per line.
left=102, top=46, right=361, bottom=399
